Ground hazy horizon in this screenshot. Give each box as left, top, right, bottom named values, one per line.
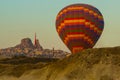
left=0, top=0, right=120, bottom=52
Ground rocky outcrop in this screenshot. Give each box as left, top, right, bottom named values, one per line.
left=15, top=38, right=34, bottom=49
left=34, top=39, right=43, bottom=51
left=0, top=38, right=69, bottom=58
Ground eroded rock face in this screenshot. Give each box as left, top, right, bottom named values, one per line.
left=34, top=39, right=43, bottom=51
left=15, top=38, right=34, bottom=49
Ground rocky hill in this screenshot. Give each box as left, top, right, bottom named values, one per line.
left=0, top=46, right=120, bottom=80
left=15, top=38, right=35, bottom=49
left=0, top=38, right=70, bottom=59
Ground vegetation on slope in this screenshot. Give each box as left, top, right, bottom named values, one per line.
left=0, top=47, right=120, bottom=80
left=0, top=56, right=58, bottom=77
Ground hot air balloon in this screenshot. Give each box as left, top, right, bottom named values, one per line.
left=56, top=4, right=104, bottom=54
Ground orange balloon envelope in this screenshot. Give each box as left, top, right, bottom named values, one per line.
left=56, top=4, right=104, bottom=53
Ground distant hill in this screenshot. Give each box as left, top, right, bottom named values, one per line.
left=0, top=46, right=120, bottom=80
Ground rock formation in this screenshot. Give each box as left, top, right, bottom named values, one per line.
left=34, top=39, right=43, bottom=51
left=15, top=38, right=34, bottom=49
left=0, top=38, right=69, bottom=58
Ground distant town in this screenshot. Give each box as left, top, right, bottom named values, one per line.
left=0, top=33, right=70, bottom=59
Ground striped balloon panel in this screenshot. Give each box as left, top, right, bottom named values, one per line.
left=56, top=11, right=103, bottom=30
left=59, top=25, right=99, bottom=44
left=56, top=4, right=104, bottom=53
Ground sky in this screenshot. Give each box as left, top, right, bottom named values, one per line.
left=0, top=0, right=120, bottom=52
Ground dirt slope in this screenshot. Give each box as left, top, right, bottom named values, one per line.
left=0, top=47, right=120, bottom=80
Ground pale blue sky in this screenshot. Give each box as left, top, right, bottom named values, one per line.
left=0, top=0, right=120, bottom=52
